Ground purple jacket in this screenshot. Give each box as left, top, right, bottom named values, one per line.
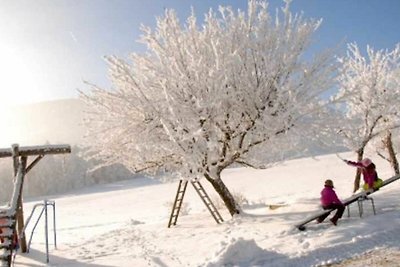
left=346, top=161, right=378, bottom=188
left=320, top=186, right=342, bottom=207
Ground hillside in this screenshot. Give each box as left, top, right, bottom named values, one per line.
left=11, top=152, right=400, bottom=266
left=0, top=98, right=86, bottom=147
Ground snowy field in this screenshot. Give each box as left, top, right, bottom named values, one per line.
left=13, top=152, right=400, bottom=267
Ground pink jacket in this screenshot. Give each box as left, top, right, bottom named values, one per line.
left=346, top=161, right=378, bottom=188
left=320, top=186, right=342, bottom=207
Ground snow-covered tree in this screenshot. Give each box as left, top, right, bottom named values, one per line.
left=334, top=43, right=400, bottom=191
left=82, top=1, right=336, bottom=216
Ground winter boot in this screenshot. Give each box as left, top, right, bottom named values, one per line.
left=330, top=217, right=338, bottom=226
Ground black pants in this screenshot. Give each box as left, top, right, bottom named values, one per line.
left=318, top=203, right=345, bottom=222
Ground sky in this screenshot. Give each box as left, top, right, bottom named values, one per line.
left=0, top=0, right=399, bottom=107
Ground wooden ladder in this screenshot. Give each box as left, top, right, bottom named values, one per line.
left=167, top=180, right=189, bottom=228
left=167, top=179, right=223, bottom=227
left=191, top=179, right=224, bottom=224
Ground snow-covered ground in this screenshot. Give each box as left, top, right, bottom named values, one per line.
left=13, top=152, right=400, bottom=266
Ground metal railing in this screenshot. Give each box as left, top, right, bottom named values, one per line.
left=22, top=200, right=56, bottom=263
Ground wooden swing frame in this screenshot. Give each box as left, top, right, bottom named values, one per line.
left=0, top=143, right=71, bottom=253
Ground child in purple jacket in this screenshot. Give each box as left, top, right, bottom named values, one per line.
left=344, top=158, right=383, bottom=190
left=317, top=179, right=345, bottom=225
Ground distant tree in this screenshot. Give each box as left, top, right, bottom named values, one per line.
left=334, top=43, right=400, bottom=191
left=82, top=1, right=335, bottom=216
left=374, top=128, right=400, bottom=175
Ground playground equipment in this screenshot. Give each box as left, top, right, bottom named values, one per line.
left=23, top=199, right=57, bottom=263
left=296, top=174, right=400, bottom=231
left=347, top=195, right=376, bottom=217
left=0, top=144, right=70, bottom=267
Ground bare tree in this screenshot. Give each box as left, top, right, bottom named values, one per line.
left=334, top=43, right=400, bottom=192
left=82, top=1, right=335, bottom=216
left=378, top=130, right=400, bottom=175
left=374, top=107, right=400, bottom=176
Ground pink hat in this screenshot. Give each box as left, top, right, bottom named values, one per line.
left=361, top=158, right=372, bottom=167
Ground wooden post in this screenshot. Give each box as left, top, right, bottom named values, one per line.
left=11, top=144, right=28, bottom=252
left=16, top=156, right=28, bottom=252
left=12, top=144, right=19, bottom=178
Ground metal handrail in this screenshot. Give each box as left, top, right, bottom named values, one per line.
left=22, top=200, right=56, bottom=263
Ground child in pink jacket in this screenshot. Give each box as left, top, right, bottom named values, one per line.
left=317, top=179, right=345, bottom=225
left=344, top=158, right=383, bottom=190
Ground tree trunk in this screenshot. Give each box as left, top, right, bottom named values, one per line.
left=353, top=149, right=364, bottom=193
left=205, top=174, right=240, bottom=216
left=384, top=131, right=399, bottom=175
